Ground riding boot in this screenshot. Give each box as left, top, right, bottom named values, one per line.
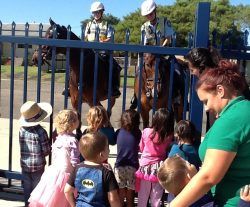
left=111, top=63, right=121, bottom=98
left=62, top=87, right=71, bottom=97
left=130, top=94, right=138, bottom=109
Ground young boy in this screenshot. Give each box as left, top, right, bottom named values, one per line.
left=158, top=156, right=250, bottom=207
left=19, top=101, right=52, bottom=206
left=64, top=132, right=121, bottom=207
left=157, top=156, right=213, bottom=207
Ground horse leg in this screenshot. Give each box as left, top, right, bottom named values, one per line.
left=70, top=87, right=79, bottom=110
left=173, top=103, right=184, bottom=122
left=140, top=107, right=150, bottom=129
left=106, top=97, right=116, bottom=118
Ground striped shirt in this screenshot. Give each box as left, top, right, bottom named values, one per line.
left=19, top=125, right=51, bottom=172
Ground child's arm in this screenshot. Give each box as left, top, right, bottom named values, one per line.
left=108, top=189, right=122, bottom=207
left=238, top=185, right=250, bottom=207
left=64, top=183, right=76, bottom=207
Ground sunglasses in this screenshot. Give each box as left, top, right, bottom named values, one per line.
left=146, top=11, right=155, bottom=17
left=92, top=10, right=102, bottom=15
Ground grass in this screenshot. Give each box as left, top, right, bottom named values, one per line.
left=0, top=65, right=135, bottom=87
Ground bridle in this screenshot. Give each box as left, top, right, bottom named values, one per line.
left=143, top=57, right=162, bottom=99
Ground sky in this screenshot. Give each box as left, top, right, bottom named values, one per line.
left=0, top=0, right=249, bottom=36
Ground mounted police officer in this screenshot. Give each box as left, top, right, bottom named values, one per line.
left=141, top=0, right=174, bottom=46
left=130, top=0, right=175, bottom=109
left=85, top=1, right=121, bottom=98
left=85, top=1, right=111, bottom=43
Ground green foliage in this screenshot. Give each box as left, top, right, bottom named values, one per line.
left=1, top=56, right=9, bottom=65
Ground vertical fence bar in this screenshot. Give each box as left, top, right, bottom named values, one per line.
left=152, top=32, right=161, bottom=114
left=190, top=2, right=210, bottom=134
left=23, top=23, right=29, bottom=103
left=8, top=22, right=16, bottom=186
left=167, top=57, right=175, bottom=111
left=93, top=27, right=100, bottom=106
left=137, top=30, right=145, bottom=112
left=63, top=26, right=71, bottom=109
left=122, top=29, right=130, bottom=112
left=78, top=26, right=85, bottom=114
left=37, top=24, right=43, bottom=102
left=107, top=27, right=114, bottom=114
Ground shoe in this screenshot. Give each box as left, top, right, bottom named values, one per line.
left=130, top=95, right=138, bottom=109
left=62, top=88, right=71, bottom=97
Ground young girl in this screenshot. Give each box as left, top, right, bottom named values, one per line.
left=114, top=109, right=141, bottom=207
left=168, top=120, right=201, bottom=170
left=135, top=108, right=174, bottom=207
left=84, top=105, right=116, bottom=145
left=29, top=109, right=80, bottom=207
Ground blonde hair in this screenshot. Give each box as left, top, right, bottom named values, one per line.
left=157, top=156, right=189, bottom=195
left=86, top=106, right=111, bottom=131
left=54, top=109, right=79, bottom=134
left=79, top=132, right=108, bottom=161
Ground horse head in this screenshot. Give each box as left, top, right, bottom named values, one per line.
left=32, top=18, right=80, bottom=65
left=143, top=53, right=164, bottom=99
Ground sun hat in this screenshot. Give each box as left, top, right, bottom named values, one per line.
left=19, top=101, right=52, bottom=127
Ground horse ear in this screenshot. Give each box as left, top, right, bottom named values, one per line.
left=49, top=18, right=56, bottom=26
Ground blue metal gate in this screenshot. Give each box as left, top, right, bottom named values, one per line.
left=0, top=2, right=250, bottom=197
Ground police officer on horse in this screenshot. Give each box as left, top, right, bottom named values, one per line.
left=130, top=0, right=175, bottom=109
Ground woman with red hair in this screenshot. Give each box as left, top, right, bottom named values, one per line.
left=169, top=60, right=250, bottom=207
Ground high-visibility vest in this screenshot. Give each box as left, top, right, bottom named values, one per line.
left=85, top=19, right=108, bottom=42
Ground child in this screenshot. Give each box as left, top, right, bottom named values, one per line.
left=64, top=132, right=121, bottom=207
left=168, top=120, right=201, bottom=170
left=114, top=109, right=141, bottom=207
left=158, top=156, right=213, bottom=207
left=84, top=105, right=116, bottom=145
left=158, top=156, right=249, bottom=207
left=19, top=101, right=52, bottom=207
left=29, top=109, right=80, bottom=207
left=135, top=108, right=174, bottom=207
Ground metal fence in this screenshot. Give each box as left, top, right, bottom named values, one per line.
left=0, top=2, right=250, bottom=194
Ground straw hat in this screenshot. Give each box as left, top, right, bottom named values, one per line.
left=19, top=101, right=52, bottom=127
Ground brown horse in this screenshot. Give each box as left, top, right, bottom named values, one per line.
left=32, top=19, right=121, bottom=113
left=134, top=53, right=186, bottom=128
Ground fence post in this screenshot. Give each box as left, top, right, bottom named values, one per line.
left=190, top=2, right=210, bottom=135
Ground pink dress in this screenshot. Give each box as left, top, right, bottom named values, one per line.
left=135, top=128, right=173, bottom=190
left=29, top=133, right=80, bottom=207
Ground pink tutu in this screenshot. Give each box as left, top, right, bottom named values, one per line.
left=135, top=161, right=163, bottom=192
left=29, top=166, right=71, bottom=207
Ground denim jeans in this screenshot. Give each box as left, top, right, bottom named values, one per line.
left=22, top=168, right=44, bottom=206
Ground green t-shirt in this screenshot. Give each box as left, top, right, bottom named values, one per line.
left=199, top=96, right=250, bottom=207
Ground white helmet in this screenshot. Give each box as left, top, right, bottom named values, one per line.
left=90, top=1, right=105, bottom=13
left=141, top=0, right=157, bottom=16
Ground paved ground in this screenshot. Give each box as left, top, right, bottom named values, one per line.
left=0, top=79, right=206, bottom=206
left=0, top=78, right=134, bottom=206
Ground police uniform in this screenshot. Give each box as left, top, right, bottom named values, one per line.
left=84, top=19, right=121, bottom=97
left=85, top=19, right=111, bottom=42
left=141, top=17, right=174, bottom=46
